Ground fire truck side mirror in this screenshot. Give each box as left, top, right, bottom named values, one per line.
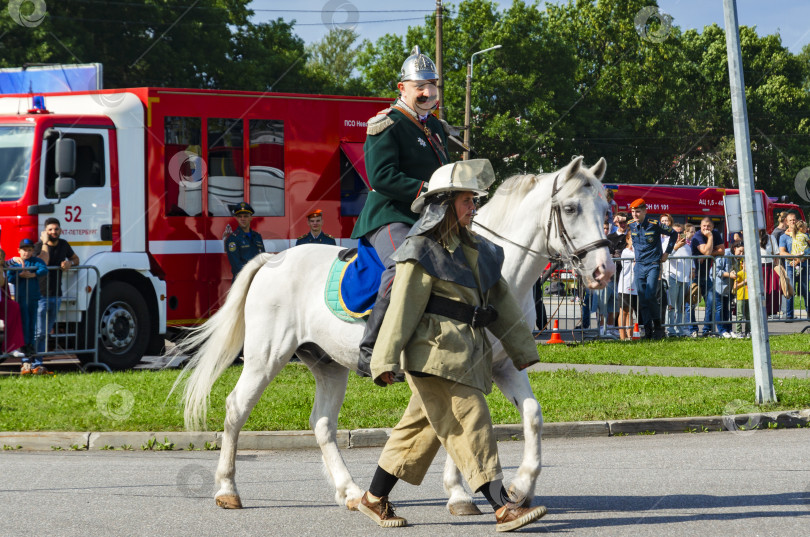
left=55, top=138, right=76, bottom=176
left=55, top=177, right=76, bottom=198
left=54, top=138, right=77, bottom=199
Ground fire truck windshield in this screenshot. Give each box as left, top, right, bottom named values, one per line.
left=0, top=125, right=34, bottom=201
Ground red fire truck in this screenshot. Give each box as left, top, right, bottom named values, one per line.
left=605, top=183, right=805, bottom=233
left=0, top=88, right=388, bottom=369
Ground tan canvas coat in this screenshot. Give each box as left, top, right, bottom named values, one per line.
left=370, top=235, right=539, bottom=393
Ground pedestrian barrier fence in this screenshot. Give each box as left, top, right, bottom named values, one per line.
left=1, top=265, right=102, bottom=372
left=533, top=254, right=809, bottom=341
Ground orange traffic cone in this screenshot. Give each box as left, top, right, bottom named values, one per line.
left=632, top=323, right=641, bottom=340
left=545, top=320, right=564, bottom=344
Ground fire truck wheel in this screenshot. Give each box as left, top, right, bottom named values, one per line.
left=96, top=281, right=150, bottom=370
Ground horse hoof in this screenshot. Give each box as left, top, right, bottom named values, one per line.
left=215, top=494, right=243, bottom=509
left=448, top=501, right=483, bottom=516
left=346, top=497, right=361, bottom=511
left=507, top=485, right=531, bottom=507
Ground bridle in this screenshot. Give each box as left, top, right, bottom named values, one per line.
left=545, top=173, right=611, bottom=272
left=472, top=172, right=610, bottom=273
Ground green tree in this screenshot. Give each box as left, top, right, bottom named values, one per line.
left=307, top=27, right=362, bottom=89
left=0, top=1, right=326, bottom=92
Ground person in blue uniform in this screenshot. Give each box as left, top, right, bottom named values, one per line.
left=628, top=198, right=678, bottom=339
left=296, top=209, right=336, bottom=246
left=224, top=202, right=265, bottom=279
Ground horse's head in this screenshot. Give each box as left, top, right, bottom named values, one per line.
left=544, top=156, right=615, bottom=289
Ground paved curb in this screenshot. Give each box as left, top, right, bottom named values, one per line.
left=2, top=409, right=808, bottom=451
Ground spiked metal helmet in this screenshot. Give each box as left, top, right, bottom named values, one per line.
left=400, top=45, right=438, bottom=81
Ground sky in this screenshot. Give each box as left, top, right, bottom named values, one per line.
left=249, top=0, right=810, bottom=54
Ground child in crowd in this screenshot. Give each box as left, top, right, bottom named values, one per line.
left=617, top=233, right=637, bottom=340
left=6, top=238, right=49, bottom=374
left=713, top=248, right=735, bottom=338
left=791, top=220, right=809, bottom=257
left=732, top=242, right=749, bottom=338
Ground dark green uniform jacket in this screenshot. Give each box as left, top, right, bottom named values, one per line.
left=351, top=104, right=450, bottom=239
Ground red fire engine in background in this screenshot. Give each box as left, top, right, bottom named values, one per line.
left=605, top=183, right=805, bottom=234
left=0, top=88, right=388, bottom=369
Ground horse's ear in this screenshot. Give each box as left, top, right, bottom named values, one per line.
left=564, top=155, right=585, bottom=179
left=589, top=158, right=607, bottom=181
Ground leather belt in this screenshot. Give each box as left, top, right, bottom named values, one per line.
left=424, top=294, right=498, bottom=328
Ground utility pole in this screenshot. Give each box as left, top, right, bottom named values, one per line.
left=722, top=0, right=776, bottom=404
left=435, top=0, right=444, bottom=120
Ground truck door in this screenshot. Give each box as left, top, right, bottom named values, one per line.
left=39, top=128, right=113, bottom=262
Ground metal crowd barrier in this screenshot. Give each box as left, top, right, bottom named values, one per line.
left=1, top=265, right=102, bottom=372
left=534, top=253, right=809, bottom=341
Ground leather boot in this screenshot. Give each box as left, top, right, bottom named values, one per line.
left=357, top=295, right=390, bottom=378
left=644, top=322, right=654, bottom=340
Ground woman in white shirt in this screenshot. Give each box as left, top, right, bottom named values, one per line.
left=617, top=234, right=638, bottom=340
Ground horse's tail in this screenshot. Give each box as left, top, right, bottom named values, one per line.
left=170, top=252, right=274, bottom=430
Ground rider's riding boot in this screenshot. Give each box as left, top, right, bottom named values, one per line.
left=357, top=295, right=390, bottom=378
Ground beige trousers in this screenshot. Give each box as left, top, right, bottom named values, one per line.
left=377, top=373, right=502, bottom=493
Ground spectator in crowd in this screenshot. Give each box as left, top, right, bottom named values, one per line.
left=533, top=260, right=557, bottom=332
left=609, top=213, right=629, bottom=251
left=666, top=223, right=691, bottom=336
left=771, top=211, right=788, bottom=249
left=34, top=217, right=79, bottom=356
left=713, top=248, right=735, bottom=337
left=296, top=209, right=337, bottom=246
left=791, top=220, right=809, bottom=257
left=779, top=213, right=810, bottom=319
left=0, top=249, right=25, bottom=362
left=732, top=241, right=749, bottom=338
left=596, top=220, right=618, bottom=338
left=606, top=212, right=629, bottom=327
left=759, top=229, right=781, bottom=317
left=772, top=211, right=789, bottom=317
left=659, top=213, right=675, bottom=327
left=7, top=239, right=49, bottom=374
left=617, top=233, right=638, bottom=340
left=690, top=217, right=724, bottom=335
left=223, top=202, right=265, bottom=280
left=628, top=199, right=678, bottom=339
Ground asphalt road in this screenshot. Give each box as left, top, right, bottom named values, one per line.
left=2, top=429, right=809, bottom=537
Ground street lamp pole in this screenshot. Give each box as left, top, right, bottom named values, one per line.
left=463, top=45, right=501, bottom=160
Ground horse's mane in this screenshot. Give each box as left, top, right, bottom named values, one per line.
left=479, top=173, right=541, bottom=230
left=477, top=169, right=604, bottom=236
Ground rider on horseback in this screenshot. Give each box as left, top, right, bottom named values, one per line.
left=357, top=159, right=547, bottom=532
left=351, top=46, right=451, bottom=378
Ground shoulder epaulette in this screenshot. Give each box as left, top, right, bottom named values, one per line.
left=367, top=108, right=395, bottom=135
left=649, top=219, right=658, bottom=224
left=325, top=233, right=335, bottom=239
left=297, top=233, right=309, bottom=240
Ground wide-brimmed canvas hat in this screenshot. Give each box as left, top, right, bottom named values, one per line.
left=411, top=159, right=495, bottom=213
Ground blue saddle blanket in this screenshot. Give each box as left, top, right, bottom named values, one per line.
left=339, top=238, right=384, bottom=318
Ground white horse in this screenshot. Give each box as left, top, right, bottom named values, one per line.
left=173, top=155, right=615, bottom=514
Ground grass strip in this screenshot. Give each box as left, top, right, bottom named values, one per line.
left=538, top=334, right=810, bottom=369
left=1, top=364, right=808, bottom=432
